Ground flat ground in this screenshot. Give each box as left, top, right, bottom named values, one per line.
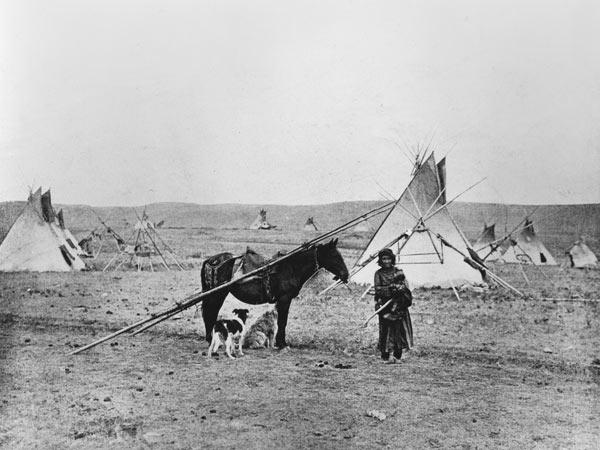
left=1, top=229, right=599, bottom=449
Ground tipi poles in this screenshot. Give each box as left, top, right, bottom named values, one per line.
left=102, top=253, right=120, bottom=272
left=479, top=208, right=540, bottom=260
left=447, top=212, right=471, bottom=250
left=434, top=233, right=523, bottom=297
left=446, top=274, right=462, bottom=301
left=150, top=228, right=184, bottom=270
left=133, top=209, right=170, bottom=271
left=518, top=263, right=531, bottom=286
left=359, top=284, right=372, bottom=300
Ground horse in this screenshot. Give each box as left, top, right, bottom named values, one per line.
left=200, top=238, right=349, bottom=349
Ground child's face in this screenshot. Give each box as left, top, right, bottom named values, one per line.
left=381, top=256, right=393, bottom=268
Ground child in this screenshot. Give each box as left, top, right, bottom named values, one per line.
left=374, top=248, right=413, bottom=363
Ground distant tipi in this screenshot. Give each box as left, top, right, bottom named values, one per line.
left=303, top=217, right=318, bottom=231
left=351, top=152, right=483, bottom=289
left=566, top=237, right=597, bottom=268
left=473, top=223, right=502, bottom=262
left=249, top=209, right=276, bottom=230
left=499, top=219, right=557, bottom=265
left=352, top=219, right=373, bottom=233
left=0, top=188, right=86, bottom=271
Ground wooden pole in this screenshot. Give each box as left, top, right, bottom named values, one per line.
left=360, top=300, right=392, bottom=328
left=518, top=262, right=530, bottom=285
left=359, top=284, right=372, bottom=300
left=479, top=207, right=540, bottom=260
left=433, top=233, right=524, bottom=297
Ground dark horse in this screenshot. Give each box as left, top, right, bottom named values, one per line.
left=200, top=239, right=349, bottom=348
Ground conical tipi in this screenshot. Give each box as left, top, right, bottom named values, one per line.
left=103, top=210, right=183, bottom=271
left=352, top=219, right=373, bottom=233
left=303, top=217, right=318, bottom=231
left=499, top=219, right=557, bottom=265
left=249, top=209, right=276, bottom=230
left=351, top=153, right=483, bottom=289
left=0, top=188, right=85, bottom=271
left=566, top=237, right=597, bottom=268
left=473, top=223, right=502, bottom=261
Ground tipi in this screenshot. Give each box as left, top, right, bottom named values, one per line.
left=566, top=237, right=597, bottom=268
left=351, top=153, right=483, bottom=289
left=303, top=217, right=318, bottom=231
left=249, top=209, right=276, bottom=230
left=473, top=223, right=502, bottom=262
left=0, top=188, right=86, bottom=272
left=499, top=219, right=557, bottom=265
left=103, top=210, right=183, bottom=271
left=352, top=219, right=373, bottom=233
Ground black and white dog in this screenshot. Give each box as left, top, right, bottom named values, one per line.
left=207, top=308, right=250, bottom=360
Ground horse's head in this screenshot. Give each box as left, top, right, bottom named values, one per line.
left=316, top=238, right=349, bottom=283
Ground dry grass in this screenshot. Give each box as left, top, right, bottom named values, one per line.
left=1, top=230, right=600, bottom=448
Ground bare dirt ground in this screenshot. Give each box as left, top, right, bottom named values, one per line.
left=1, top=230, right=600, bottom=448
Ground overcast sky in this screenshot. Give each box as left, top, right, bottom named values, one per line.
left=1, top=0, right=599, bottom=206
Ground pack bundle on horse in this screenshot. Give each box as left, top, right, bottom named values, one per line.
left=200, top=239, right=349, bottom=348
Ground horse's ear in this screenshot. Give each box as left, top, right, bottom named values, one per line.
left=333, top=238, right=338, bottom=246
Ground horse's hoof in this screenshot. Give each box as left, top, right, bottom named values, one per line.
left=275, top=344, right=290, bottom=351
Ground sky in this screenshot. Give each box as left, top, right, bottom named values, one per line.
left=0, top=0, right=599, bottom=206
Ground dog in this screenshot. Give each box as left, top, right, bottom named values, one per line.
left=243, top=308, right=278, bottom=349
left=207, top=308, right=250, bottom=359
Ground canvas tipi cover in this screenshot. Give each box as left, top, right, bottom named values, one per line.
left=351, top=153, right=483, bottom=289
left=566, top=238, right=597, bottom=268
left=249, top=209, right=275, bottom=230
left=499, top=219, right=557, bottom=265
left=0, top=189, right=85, bottom=271
left=473, top=223, right=501, bottom=261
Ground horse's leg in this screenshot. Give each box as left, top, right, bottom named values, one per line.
left=201, top=292, right=228, bottom=344
left=275, top=295, right=293, bottom=349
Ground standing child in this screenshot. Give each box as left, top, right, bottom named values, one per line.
left=374, top=248, right=413, bottom=363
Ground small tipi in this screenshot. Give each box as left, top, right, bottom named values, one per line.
left=351, top=153, right=483, bottom=289
left=352, top=219, right=373, bottom=233
left=303, top=217, right=318, bottom=231
left=249, top=209, right=276, bottom=230
left=566, top=237, right=598, bottom=268
left=103, top=210, right=183, bottom=271
left=0, top=188, right=85, bottom=271
left=473, top=223, right=502, bottom=262
left=499, top=219, right=557, bottom=265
